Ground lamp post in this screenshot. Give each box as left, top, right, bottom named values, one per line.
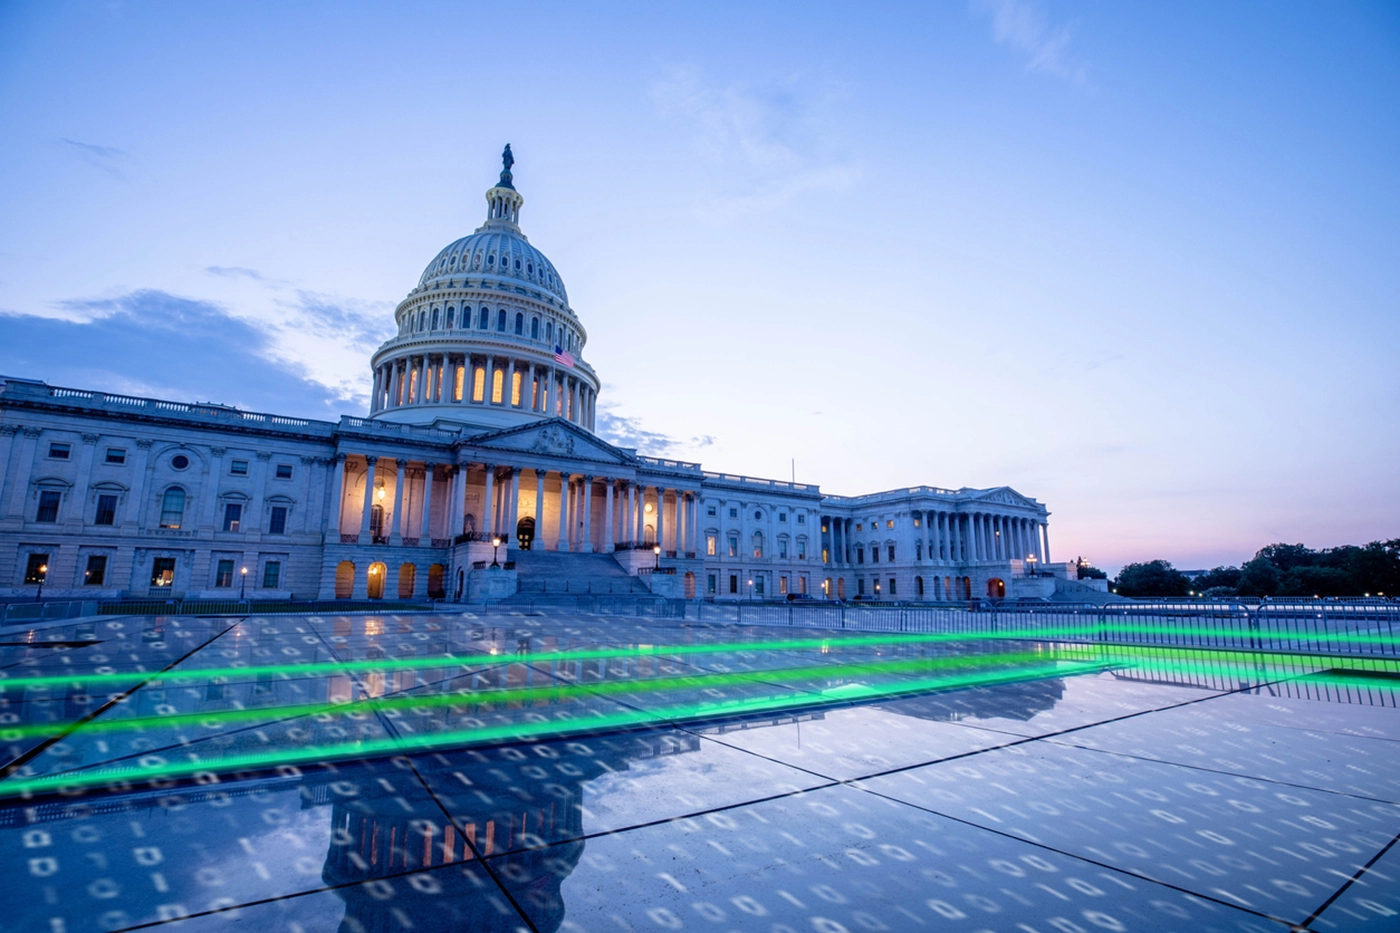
left=747, top=577, right=753, bottom=601
left=491, top=535, right=503, bottom=567
left=1026, top=554, right=1038, bottom=577
left=35, top=563, right=47, bottom=602
left=240, top=566, right=248, bottom=599
left=653, top=544, right=661, bottom=569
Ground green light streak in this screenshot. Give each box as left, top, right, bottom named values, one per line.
left=0, top=650, right=1063, bottom=741
left=2, top=622, right=1394, bottom=691
left=0, top=659, right=1100, bottom=798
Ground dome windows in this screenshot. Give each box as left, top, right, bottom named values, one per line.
left=446, top=307, right=455, bottom=329
left=479, top=307, right=490, bottom=330
left=513, top=258, right=522, bottom=271
left=487, top=254, right=496, bottom=267
left=496, top=309, right=507, bottom=331
left=514, top=312, right=524, bottom=335
left=431, top=308, right=440, bottom=329
left=530, top=317, right=540, bottom=339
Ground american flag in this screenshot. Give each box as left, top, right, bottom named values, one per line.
left=554, top=346, right=575, bottom=368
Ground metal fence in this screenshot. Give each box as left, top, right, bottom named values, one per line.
left=0, top=600, right=100, bottom=626
left=695, top=599, right=1400, bottom=660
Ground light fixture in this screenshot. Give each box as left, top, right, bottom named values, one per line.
left=376, top=482, right=386, bottom=501
left=644, top=502, right=654, bottom=513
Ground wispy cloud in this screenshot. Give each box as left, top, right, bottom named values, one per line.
left=971, top=0, right=1087, bottom=83
left=596, top=404, right=716, bottom=457
left=651, top=67, right=859, bottom=219
left=59, top=137, right=127, bottom=177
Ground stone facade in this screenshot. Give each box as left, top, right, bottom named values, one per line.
left=0, top=151, right=1070, bottom=603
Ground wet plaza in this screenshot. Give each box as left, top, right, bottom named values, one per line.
left=2, top=608, right=1399, bottom=932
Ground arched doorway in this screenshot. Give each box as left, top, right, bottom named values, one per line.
left=684, top=571, right=696, bottom=599
left=335, top=561, right=355, bottom=599
left=644, top=523, right=655, bottom=544
left=367, top=562, right=387, bottom=599
left=398, top=563, right=417, bottom=599
left=516, top=516, right=536, bottom=551
left=986, top=577, right=1004, bottom=599
left=428, top=564, right=446, bottom=599
left=915, top=576, right=924, bottom=597
left=836, top=578, right=846, bottom=600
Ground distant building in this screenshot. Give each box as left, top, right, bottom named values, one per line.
left=0, top=149, right=1072, bottom=603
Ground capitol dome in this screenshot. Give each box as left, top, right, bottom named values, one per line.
left=367, top=145, right=600, bottom=434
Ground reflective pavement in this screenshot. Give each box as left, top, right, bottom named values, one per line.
left=1, top=610, right=1397, bottom=932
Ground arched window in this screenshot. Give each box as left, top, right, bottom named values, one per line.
left=479, top=307, right=490, bottom=330
left=491, top=368, right=504, bottom=404
left=446, top=307, right=454, bottom=328
left=418, top=311, right=426, bottom=331
left=752, top=531, right=764, bottom=558
left=545, top=321, right=553, bottom=343
left=530, top=317, right=540, bottom=339
left=496, top=309, right=507, bottom=331
left=159, top=487, right=186, bottom=529
left=472, top=367, right=486, bottom=402
left=514, top=312, right=524, bottom=335
left=334, top=561, right=355, bottom=599
left=431, top=308, right=439, bottom=329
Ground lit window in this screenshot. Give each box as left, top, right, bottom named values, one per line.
left=913, top=516, right=921, bottom=528
left=231, top=460, right=249, bottom=475
left=491, top=369, right=504, bottom=403
left=887, top=520, right=894, bottom=529
left=779, top=576, right=788, bottom=595
left=160, top=488, right=186, bottom=528
left=24, top=554, right=49, bottom=584
left=473, top=367, right=486, bottom=401
left=48, top=442, right=70, bottom=459
left=84, top=555, right=107, bottom=586
left=275, top=464, right=293, bottom=479
left=454, top=366, right=465, bottom=401
left=105, top=448, right=126, bottom=464
left=262, top=561, right=281, bottom=589
left=511, top=371, right=522, bottom=406
left=35, top=491, right=60, bottom=523
left=215, top=560, right=234, bottom=588
left=94, top=494, right=118, bottom=526
left=706, top=534, right=717, bottom=557
left=728, top=535, right=738, bottom=558
left=150, top=558, right=176, bottom=588
left=269, top=506, right=288, bottom=535
left=223, top=502, right=242, bottom=532
left=752, top=532, right=764, bottom=558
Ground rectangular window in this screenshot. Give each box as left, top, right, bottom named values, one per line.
left=858, top=578, right=866, bottom=595
left=151, top=557, right=176, bottom=588
left=797, top=540, right=806, bottom=560
left=105, top=448, right=126, bottom=464
left=94, top=494, right=118, bottom=526
left=262, top=561, right=281, bottom=589
left=856, top=547, right=864, bottom=564
left=822, top=548, right=829, bottom=564
left=887, top=520, right=894, bottom=529
left=779, top=539, right=788, bottom=559
left=779, top=576, right=788, bottom=595
left=707, top=505, right=717, bottom=517
left=729, top=574, right=738, bottom=594
left=754, top=575, right=765, bottom=596
left=728, top=508, right=738, bottom=519
left=84, top=555, right=107, bottom=586
left=778, top=513, right=787, bottom=523
left=797, top=514, right=805, bottom=524
left=872, top=546, right=879, bottom=563
left=269, top=506, right=288, bottom=535
left=856, top=523, right=862, bottom=532
left=215, top=559, right=234, bottom=588
left=889, top=545, right=896, bottom=562
left=916, top=542, right=923, bottom=560
left=913, top=516, right=921, bottom=528
left=36, top=490, right=60, bottom=523
left=728, top=535, right=738, bottom=558
left=230, top=460, right=249, bottom=475
left=24, top=554, right=49, bottom=584
left=48, top=442, right=70, bottom=459
left=800, top=575, right=808, bottom=594
left=223, top=502, right=242, bottom=532
left=706, top=534, right=717, bottom=557
left=275, top=464, right=293, bottom=479
left=889, top=578, right=897, bottom=596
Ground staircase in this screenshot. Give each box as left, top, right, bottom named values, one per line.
left=504, top=549, right=652, bottom=598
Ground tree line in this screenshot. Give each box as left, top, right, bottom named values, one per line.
left=1110, top=540, right=1400, bottom=598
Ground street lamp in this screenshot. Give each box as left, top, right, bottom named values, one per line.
left=653, top=544, right=661, bottom=569
left=1026, top=554, right=1038, bottom=576
left=35, top=563, right=47, bottom=602
left=747, top=578, right=753, bottom=600
left=491, top=535, right=503, bottom=567
left=239, top=566, right=248, bottom=599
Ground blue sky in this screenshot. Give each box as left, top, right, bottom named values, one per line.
left=1, top=1, right=1397, bottom=572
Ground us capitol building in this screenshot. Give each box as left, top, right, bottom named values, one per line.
left=0, top=148, right=1086, bottom=605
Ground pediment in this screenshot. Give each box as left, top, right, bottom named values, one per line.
left=467, top=419, right=633, bottom=465
left=969, top=486, right=1038, bottom=509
